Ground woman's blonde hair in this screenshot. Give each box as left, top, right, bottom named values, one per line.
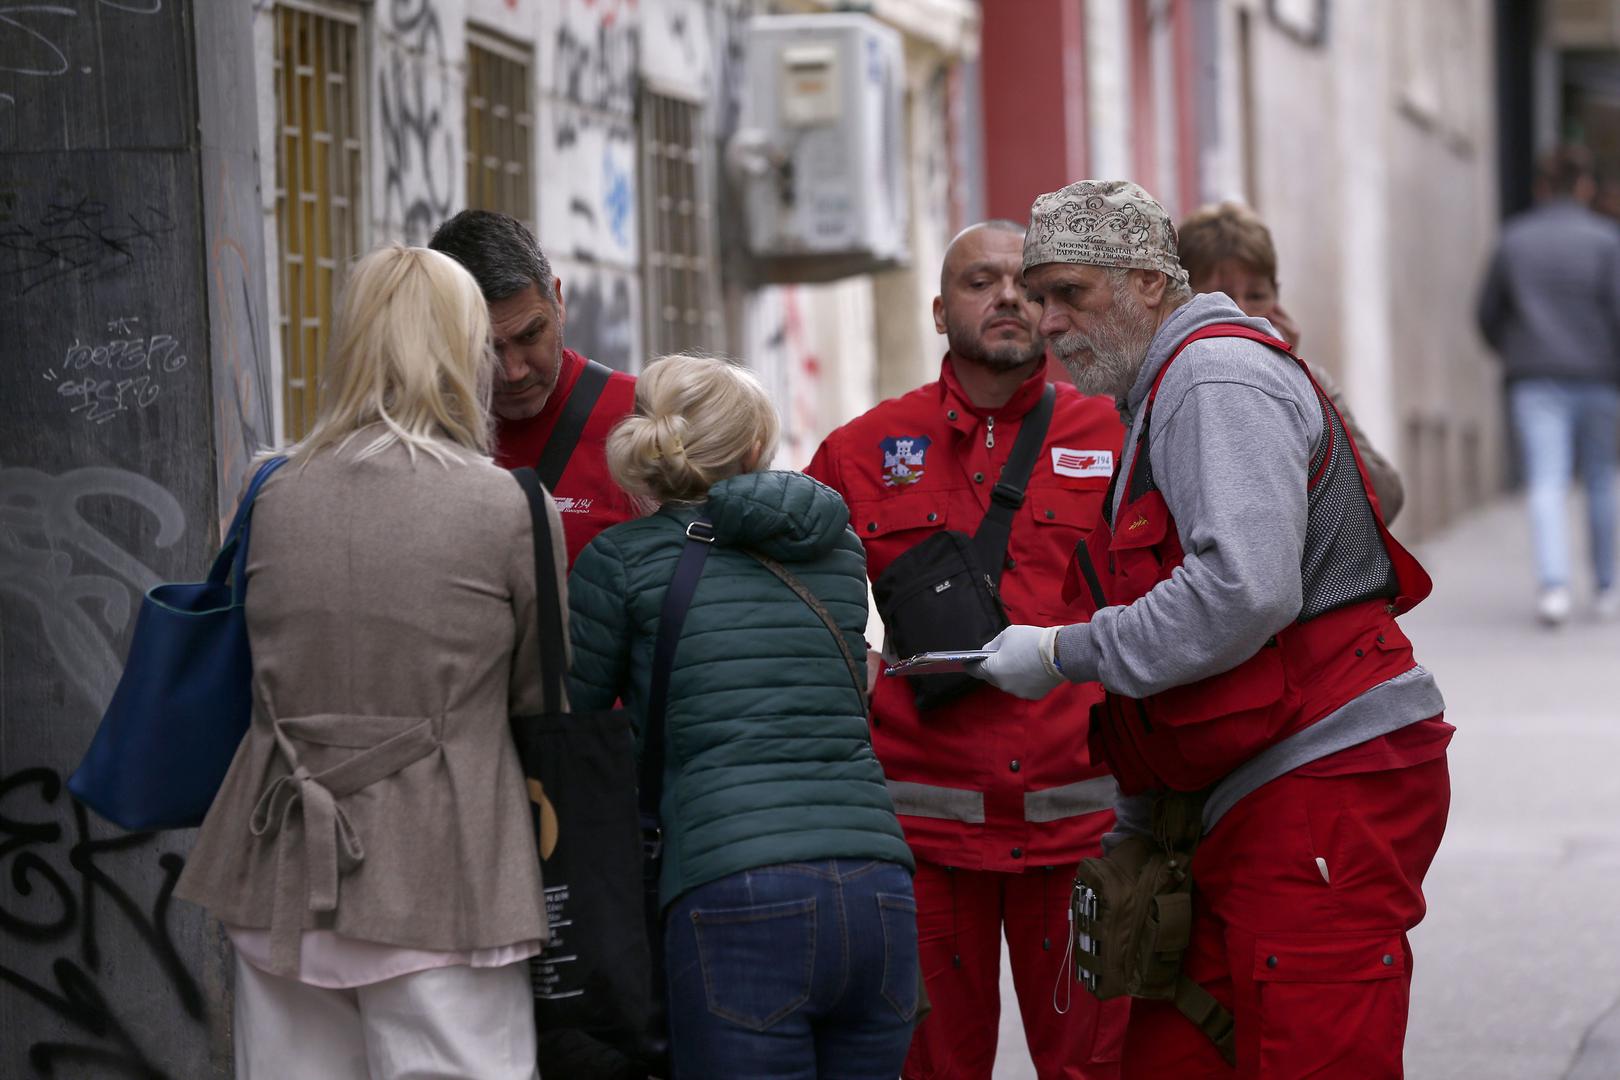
left=606, top=354, right=780, bottom=504
left=287, top=244, right=496, bottom=464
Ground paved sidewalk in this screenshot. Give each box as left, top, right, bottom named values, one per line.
left=992, top=492, right=1620, bottom=1078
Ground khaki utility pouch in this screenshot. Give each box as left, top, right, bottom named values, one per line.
left=1063, top=791, right=1236, bottom=1066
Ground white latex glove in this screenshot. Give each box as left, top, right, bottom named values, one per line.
left=970, top=625, right=1064, bottom=700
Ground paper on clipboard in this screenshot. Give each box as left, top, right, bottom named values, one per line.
left=884, top=650, right=994, bottom=677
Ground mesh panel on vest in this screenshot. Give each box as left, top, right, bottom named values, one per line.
left=1298, top=385, right=1397, bottom=621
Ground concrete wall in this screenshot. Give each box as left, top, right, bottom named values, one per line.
left=0, top=2, right=266, bottom=1075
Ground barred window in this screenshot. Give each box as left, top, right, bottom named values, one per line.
left=465, top=30, right=534, bottom=224
left=272, top=2, right=363, bottom=440
left=640, top=90, right=721, bottom=358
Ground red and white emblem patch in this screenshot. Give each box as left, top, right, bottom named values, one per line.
left=1051, top=448, right=1113, bottom=478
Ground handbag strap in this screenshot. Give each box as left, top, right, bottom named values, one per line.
left=972, top=383, right=1056, bottom=583
left=535, top=358, right=613, bottom=491
left=640, top=517, right=715, bottom=824
left=215, top=456, right=289, bottom=597
left=743, top=550, right=867, bottom=706
left=511, top=468, right=568, bottom=715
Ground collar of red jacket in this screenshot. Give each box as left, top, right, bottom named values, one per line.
left=938, top=352, right=1052, bottom=433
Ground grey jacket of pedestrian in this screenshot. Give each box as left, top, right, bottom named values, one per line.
left=1477, top=198, right=1620, bottom=385
left=175, top=440, right=560, bottom=977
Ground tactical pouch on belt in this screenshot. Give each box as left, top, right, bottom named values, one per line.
left=1067, top=791, right=1236, bottom=1066
left=872, top=386, right=1055, bottom=712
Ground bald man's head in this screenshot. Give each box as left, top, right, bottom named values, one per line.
left=932, top=219, right=1045, bottom=373
left=939, top=219, right=1026, bottom=296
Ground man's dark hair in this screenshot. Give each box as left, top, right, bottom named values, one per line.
left=428, top=210, right=555, bottom=302
left=1537, top=144, right=1595, bottom=198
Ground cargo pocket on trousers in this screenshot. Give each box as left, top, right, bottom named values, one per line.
left=877, top=891, right=920, bottom=1021
left=692, top=897, right=816, bottom=1031
left=1252, top=932, right=1408, bottom=1078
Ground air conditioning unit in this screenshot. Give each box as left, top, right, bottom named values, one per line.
left=732, top=13, right=910, bottom=283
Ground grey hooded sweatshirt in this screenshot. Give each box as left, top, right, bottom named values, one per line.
left=1055, top=294, right=1445, bottom=831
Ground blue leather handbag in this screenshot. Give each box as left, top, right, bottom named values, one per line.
left=69, top=456, right=288, bottom=831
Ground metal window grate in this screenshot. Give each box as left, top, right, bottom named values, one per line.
left=640, top=90, right=721, bottom=359
left=465, top=31, right=533, bottom=224
left=272, top=3, right=363, bottom=441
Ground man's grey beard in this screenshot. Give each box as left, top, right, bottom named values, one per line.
left=947, top=326, right=1046, bottom=372
left=1051, top=297, right=1158, bottom=399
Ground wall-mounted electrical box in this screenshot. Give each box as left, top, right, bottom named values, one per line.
left=734, top=13, right=909, bottom=282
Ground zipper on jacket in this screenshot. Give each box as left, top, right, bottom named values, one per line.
left=986, top=416, right=995, bottom=449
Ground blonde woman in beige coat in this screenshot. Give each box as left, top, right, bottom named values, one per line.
left=175, top=245, right=563, bottom=1079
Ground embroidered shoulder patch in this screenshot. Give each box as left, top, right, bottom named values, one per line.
left=880, top=436, right=932, bottom=487
left=1051, top=448, right=1114, bottom=478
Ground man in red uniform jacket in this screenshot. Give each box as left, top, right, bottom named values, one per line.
left=430, top=211, right=638, bottom=564
left=806, top=221, right=1128, bottom=1080
left=975, top=180, right=1451, bottom=1078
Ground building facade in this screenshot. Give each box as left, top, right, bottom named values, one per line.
left=980, top=0, right=1504, bottom=541
left=248, top=0, right=981, bottom=467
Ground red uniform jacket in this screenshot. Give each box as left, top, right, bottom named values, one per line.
left=1075, top=325, right=1449, bottom=793
left=807, top=356, right=1125, bottom=870
left=494, top=348, right=639, bottom=566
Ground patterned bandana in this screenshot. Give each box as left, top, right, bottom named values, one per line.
left=1022, top=179, right=1190, bottom=287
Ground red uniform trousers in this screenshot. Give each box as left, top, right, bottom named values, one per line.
left=1121, top=752, right=1451, bottom=1079
left=905, top=859, right=1128, bottom=1080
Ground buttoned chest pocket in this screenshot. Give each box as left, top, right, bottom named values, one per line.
left=849, top=495, right=952, bottom=580
left=1106, top=494, right=1174, bottom=604
left=1013, top=487, right=1107, bottom=623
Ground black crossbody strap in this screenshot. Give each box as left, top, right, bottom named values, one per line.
left=535, top=359, right=614, bottom=491
left=512, top=468, right=567, bottom=715
left=743, top=550, right=867, bottom=706
left=972, top=383, right=1057, bottom=582
left=640, top=518, right=715, bottom=823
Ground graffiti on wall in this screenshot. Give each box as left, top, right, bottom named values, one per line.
left=552, top=0, right=638, bottom=115
left=542, top=0, right=639, bottom=267
left=0, top=0, right=165, bottom=141
left=0, top=461, right=204, bottom=1077
left=377, top=0, right=460, bottom=245
left=0, top=189, right=176, bottom=299
left=561, top=266, right=638, bottom=372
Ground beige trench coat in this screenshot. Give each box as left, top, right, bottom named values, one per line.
left=175, top=441, right=564, bottom=977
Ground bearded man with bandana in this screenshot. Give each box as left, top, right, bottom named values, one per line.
left=970, top=181, right=1453, bottom=1079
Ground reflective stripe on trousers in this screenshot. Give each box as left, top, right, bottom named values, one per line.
left=886, top=774, right=1119, bottom=824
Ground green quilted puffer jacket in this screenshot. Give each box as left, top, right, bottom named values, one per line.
left=567, top=470, right=914, bottom=908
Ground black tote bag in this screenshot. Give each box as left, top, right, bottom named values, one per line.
left=509, top=469, right=663, bottom=1077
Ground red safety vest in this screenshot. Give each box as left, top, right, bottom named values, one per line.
left=494, top=348, right=639, bottom=566
left=1069, top=325, right=1434, bottom=794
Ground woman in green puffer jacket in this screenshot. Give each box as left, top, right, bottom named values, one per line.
left=567, top=354, right=919, bottom=1079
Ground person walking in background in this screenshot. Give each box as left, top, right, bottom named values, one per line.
left=175, top=245, right=564, bottom=1079
left=807, top=221, right=1128, bottom=1080
left=567, top=354, right=920, bottom=1079
left=1178, top=201, right=1406, bottom=524
left=1477, top=144, right=1620, bottom=624
left=430, top=210, right=638, bottom=564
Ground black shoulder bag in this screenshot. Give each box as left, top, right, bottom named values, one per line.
left=510, top=469, right=709, bottom=1079
left=872, top=384, right=1056, bottom=711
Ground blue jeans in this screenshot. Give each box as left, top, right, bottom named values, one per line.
left=664, top=859, right=919, bottom=1080
left=1510, top=378, right=1620, bottom=591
